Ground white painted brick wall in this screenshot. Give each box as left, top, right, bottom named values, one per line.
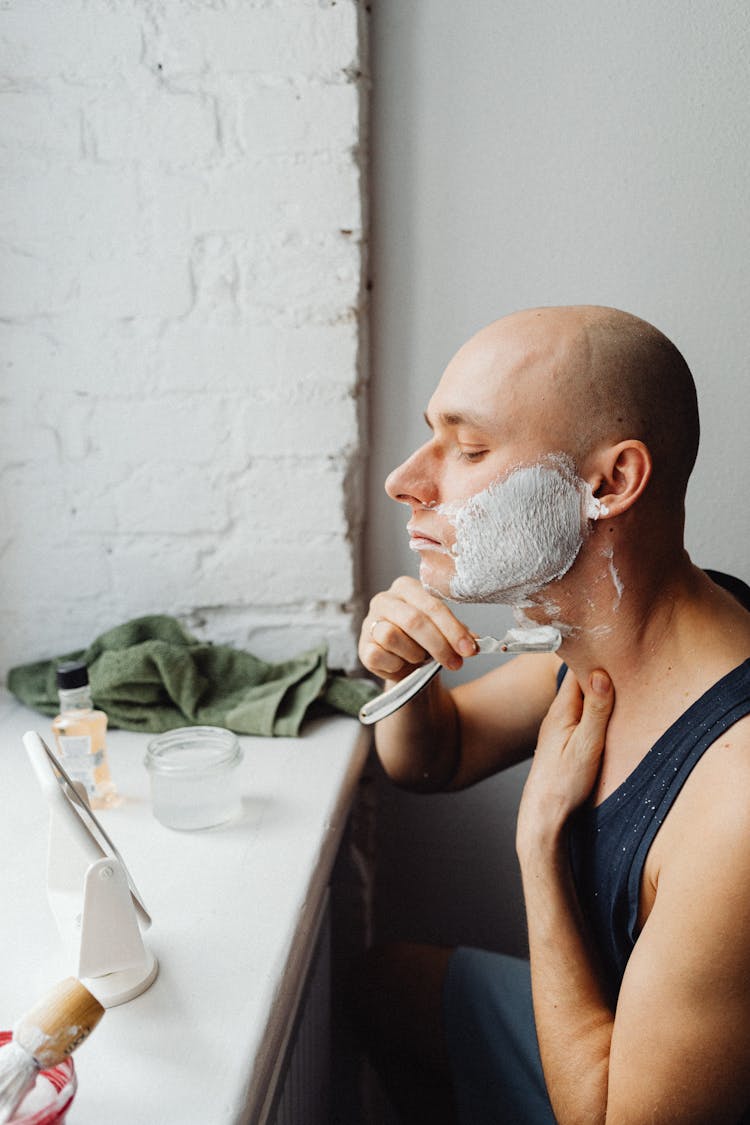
left=0, top=0, right=369, bottom=678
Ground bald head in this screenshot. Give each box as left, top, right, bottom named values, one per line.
left=455, top=305, right=699, bottom=497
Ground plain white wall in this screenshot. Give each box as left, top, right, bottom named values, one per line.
left=367, top=1, right=750, bottom=952
left=0, top=1, right=368, bottom=681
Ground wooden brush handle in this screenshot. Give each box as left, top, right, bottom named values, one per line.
left=14, top=978, right=105, bottom=1068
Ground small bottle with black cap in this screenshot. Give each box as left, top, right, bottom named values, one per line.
left=52, top=661, right=121, bottom=809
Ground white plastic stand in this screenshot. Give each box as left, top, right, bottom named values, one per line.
left=23, top=730, right=159, bottom=1008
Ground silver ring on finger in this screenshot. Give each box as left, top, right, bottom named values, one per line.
left=369, top=618, right=384, bottom=640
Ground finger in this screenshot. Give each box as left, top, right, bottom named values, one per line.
left=363, top=606, right=462, bottom=676
left=571, top=669, right=614, bottom=758
left=360, top=622, right=442, bottom=681
left=361, top=644, right=415, bottom=680
left=358, top=626, right=420, bottom=683
left=360, top=582, right=473, bottom=672
left=388, top=578, right=477, bottom=662
left=538, top=668, right=613, bottom=751
left=583, top=669, right=614, bottom=721
left=367, top=615, right=431, bottom=666
left=359, top=619, right=430, bottom=681
left=541, top=667, right=584, bottom=732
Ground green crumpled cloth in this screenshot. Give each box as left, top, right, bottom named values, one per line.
left=6, top=615, right=376, bottom=738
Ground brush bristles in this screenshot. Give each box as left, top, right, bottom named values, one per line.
left=0, top=1041, right=38, bottom=1125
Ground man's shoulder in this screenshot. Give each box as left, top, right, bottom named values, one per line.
left=703, top=568, right=750, bottom=613
left=657, top=709, right=750, bottom=864
left=693, top=708, right=750, bottom=825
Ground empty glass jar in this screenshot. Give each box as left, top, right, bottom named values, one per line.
left=145, top=726, right=243, bottom=831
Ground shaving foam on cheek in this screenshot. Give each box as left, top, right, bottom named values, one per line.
left=440, top=457, right=605, bottom=605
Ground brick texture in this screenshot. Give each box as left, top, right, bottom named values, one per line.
left=0, top=0, right=369, bottom=677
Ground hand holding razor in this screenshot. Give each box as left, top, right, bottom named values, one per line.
left=359, top=627, right=561, bottom=725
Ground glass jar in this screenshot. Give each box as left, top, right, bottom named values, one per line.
left=0, top=1032, right=77, bottom=1124
left=144, top=727, right=243, bottom=831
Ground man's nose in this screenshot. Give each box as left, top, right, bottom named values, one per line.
left=384, top=447, right=438, bottom=507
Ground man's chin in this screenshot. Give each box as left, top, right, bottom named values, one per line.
left=418, top=559, right=453, bottom=601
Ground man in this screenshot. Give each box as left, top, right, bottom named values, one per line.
left=356, top=306, right=750, bottom=1124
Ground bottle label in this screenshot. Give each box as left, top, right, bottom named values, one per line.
left=58, top=735, right=103, bottom=795
left=58, top=734, right=91, bottom=758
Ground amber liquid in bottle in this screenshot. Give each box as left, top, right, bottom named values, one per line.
left=52, top=668, right=121, bottom=810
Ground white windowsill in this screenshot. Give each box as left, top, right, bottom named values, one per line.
left=0, top=692, right=370, bottom=1124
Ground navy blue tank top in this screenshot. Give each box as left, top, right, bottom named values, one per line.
left=568, top=658, right=750, bottom=1001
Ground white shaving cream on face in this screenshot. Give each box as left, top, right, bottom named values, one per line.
left=440, top=457, right=605, bottom=605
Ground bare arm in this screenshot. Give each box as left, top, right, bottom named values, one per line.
left=358, top=576, right=560, bottom=791
left=517, top=675, right=750, bottom=1124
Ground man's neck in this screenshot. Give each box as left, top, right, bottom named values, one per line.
left=524, top=527, right=748, bottom=695
left=520, top=534, right=750, bottom=801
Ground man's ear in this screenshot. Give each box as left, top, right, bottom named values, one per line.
left=589, top=440, right=652, bottom=517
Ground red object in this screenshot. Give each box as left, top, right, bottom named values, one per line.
left=0, top=1032, right=77, bottom=1124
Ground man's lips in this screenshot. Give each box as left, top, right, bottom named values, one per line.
left=407, top=526, right=452, bottom=554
